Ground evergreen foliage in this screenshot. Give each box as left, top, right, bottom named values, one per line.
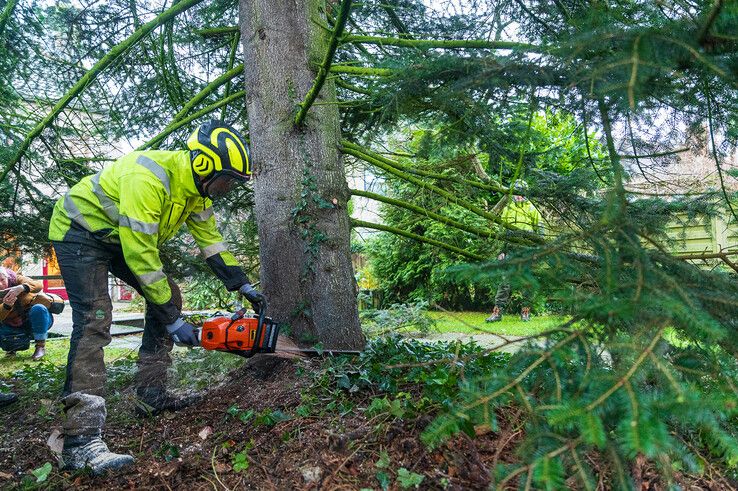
left=2, top=0, right=738, bottom=487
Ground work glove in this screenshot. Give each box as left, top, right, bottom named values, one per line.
left=239, top=283, right=266, bottom=314
left=165, top=318, right=200, bottom=347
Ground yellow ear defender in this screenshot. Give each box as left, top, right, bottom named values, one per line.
left=191, top=152, right=214, bottom=176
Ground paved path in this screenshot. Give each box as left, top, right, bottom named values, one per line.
left=414, top=332, right=533, bottom=353
left=48, top=304, right=226, bottom=349
left=46, top=302, right=144, bottom=348
left=48, top=303, right=537, bottom=352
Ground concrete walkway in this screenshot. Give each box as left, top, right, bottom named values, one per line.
left=46, top=302, right=144, bottom=348
left=47, top=303, right=228, bottom=349
left=414, top=332, right=534, bottom=353
left=47, top=303, right=538, bottom=352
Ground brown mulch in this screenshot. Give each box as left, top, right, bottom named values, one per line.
left=0, top=355, right=524, bottom=490
left=1, top=356, right=735, bottom=490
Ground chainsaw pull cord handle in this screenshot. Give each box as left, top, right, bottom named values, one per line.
left=251, top=300, right=268, bottom=356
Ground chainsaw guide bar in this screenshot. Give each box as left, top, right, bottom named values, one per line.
left=272, top=348, right=363, bottom=357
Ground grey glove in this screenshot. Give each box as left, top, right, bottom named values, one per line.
left=238, top=283, right=266, bottom=314
left=165, top=318, right=199, bottom=346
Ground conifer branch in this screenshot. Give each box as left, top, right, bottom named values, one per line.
left=342, top=35, right=545, bottom=53
left=342, top=140, right=509, bottom=193
left=580, top=97, right=608, bottom=185
left=168, top=64, right=244, bottom=129
left=598, top=98, right=627, bottom=215
left=385, top=325, right=573, bottom=370
left=0, top=0, right=206, bottom=183
left=466, top=332, right=581, bottom=411
left=330, top=65, right=393, bottom=76
left=350, top=219, right=485, bottom=260
left=163, top=11, right=186, bottom=107
left=656, top=35, right=736, bottom=88
left=195, top=26, right=239, bottom=38
left=139, top=90, right=246, bottom=150
left=350, top=188, right=498, bottom=239
left=221, top=32, right=241, bottom=120
left=675, top=249, right=738, bottom=273
left=294, top=0, right=353, bottom=126
left=512, top=0, right=557, bottom=35
left=342, top=143, right=541, bottom=244
left=584, top=327, right=666, bottom=412
left=698, top=0, right=724, bottom=45
left=0, top=0, right=18, bottom=36
left=627, top=35, right=642, bottom=109
left=335, top=78, right=373, bottom=95
left=381, top=5, right=413, bottom=39
left=619, top=147, right=690, bottom=159
left=704, top=85, right=738, bottom=224
left=495, top=438, right=583, bottom=490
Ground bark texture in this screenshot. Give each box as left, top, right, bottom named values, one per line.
left=239, top=0, right=364, bottom=349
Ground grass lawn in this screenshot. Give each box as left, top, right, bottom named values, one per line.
left=0, top=338, right=136, bottom=377
left=428, top=311, right=571, bottom=337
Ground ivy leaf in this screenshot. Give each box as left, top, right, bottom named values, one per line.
left=376, top=470, right=391, bottom=491
left=336, top=373, right=352, bottom=389
left=397, top=468, right=425, bottom=489
left=375, top=450, right=390, bottom=469
left=232, top=451, right=249, bottom=473
left=366, top=397, right=390, bottom=417
left=31, top=462, right=52, bottom=483
left=239, top=409, right=255, bottom=424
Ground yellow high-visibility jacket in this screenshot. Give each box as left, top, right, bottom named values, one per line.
left=48, top=150, right=247, bottom=324
left=501, top=198, right=542, bottom=233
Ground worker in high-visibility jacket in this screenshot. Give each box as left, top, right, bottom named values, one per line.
left=48, top=120, right=265, bottom=475
left=485, top=193, right=542, bottom=323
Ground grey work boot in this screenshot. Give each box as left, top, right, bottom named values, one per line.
left=61, top=435, right=134, bottom=475
left=0, top=392, right=17, bottom=408
left=134, top=386, right=202, bottom=417
left=485, top=306, right=503, bottom=322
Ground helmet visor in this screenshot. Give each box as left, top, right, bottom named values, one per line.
left=202, top=172, right=247, bottom=200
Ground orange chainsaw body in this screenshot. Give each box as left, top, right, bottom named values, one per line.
left=200, top=315, right=279, bottom=355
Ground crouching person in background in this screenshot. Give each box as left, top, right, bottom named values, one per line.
left=0, top=266, right=64, bottom=361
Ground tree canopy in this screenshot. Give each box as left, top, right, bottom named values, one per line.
left=2, top=0, right=738, bottom=487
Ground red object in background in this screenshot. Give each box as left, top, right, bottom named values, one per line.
left=43, top=251, right=68, bottom=300
left=118, top=284, right=133, bottom=301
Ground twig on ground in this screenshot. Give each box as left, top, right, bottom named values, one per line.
left=211, top=446, right=231, bottom=491
left=323, top=444, right=364, bottom=488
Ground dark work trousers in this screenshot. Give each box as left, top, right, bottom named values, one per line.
left=493, top=280, right=529, bottom=311
left=52, top=226, right=180, bottom=436
left=494, top=282, right=512, bottom=309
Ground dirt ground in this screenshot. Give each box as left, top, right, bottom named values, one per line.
left=1, top=354, right=735, bottom=490
left=0, top=355, right=525, bottom=490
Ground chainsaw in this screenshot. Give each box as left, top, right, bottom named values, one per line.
left=199, top=305, right=279, bottom=358
left=197, top=302, right=361, bottom=358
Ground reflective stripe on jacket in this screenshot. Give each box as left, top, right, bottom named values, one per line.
left=49, top=150, right=247, bottom=324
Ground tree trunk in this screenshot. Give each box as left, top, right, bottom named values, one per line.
left=239, top=0, right=364, bottom=350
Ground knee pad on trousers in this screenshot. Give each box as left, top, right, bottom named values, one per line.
left=62, top=392, right=107, bottom=437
